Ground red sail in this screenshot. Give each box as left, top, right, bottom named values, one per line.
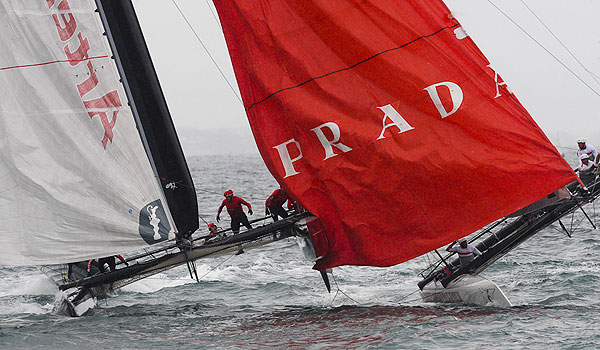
left=213, top=0, right=578, bottom=269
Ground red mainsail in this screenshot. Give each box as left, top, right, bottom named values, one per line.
left=213, top=0, right=578, bottom=269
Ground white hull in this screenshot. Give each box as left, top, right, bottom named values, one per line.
left=420, top=274, right=512, bottom=307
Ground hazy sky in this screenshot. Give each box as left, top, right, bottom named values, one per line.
left=132, top=0, right=600, bottom=155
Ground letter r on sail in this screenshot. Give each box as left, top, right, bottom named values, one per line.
left=424, top=82, right=463, bottom=118
left=273, top=139, right=303, bottom=178
left=376, top=104, right=414, bottom=140
left=311, top=122, right=352, bottom=160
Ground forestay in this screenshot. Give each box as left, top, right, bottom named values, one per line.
left=213, top=0, right=578, bottom=269
left=0, top=0, right=194, bottom=265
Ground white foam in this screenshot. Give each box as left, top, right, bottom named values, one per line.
left=0, top=297, right=54, bottom=315
left=0, top=273, right=57, bottom=297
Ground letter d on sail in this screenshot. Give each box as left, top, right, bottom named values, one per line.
left=424, top=82, right=463, bottom=118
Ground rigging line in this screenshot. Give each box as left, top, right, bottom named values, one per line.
left=245, top=24, right=460, bottom=111
left=555, top=145, right=578, bottom=151
left=198, top=213, right=210, bottom=226
left=329, top=272, right=360, bottom=305
left=327, top=289, right=341, bottom=307
left=485, top=0, right=600, bottom=98
left=170, top=0, right=243, bottom=104
left=195, top=186, right=271, bottom=203
left=196, top=250, right=237, bottom=281
left=203, top=0, right=222, bottom=31
left=194, top=236, right=258, bottom=281
left=398, top=289, right=420, bottom=303
left=195, top=186, right=229, bottom=196
left=567, top=207, right=587, bottom=233
left=520, top=0, right=600, bottom=88
left=399, top=296, right=423, bottom=304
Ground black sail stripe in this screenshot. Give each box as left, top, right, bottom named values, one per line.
left=245, top=24, right=460, bottom=110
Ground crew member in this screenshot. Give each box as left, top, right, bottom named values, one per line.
left=576, top=138, right=599, bottom=165
left=265, top=187, right=290, bottom=221
left=87, top=255, right=128, bottom=276
left=216, top=189, right=253, bottom=234
left=208, top=222, right=218, bottom=236
left=446, top=238, right=482, bottom=269
left=575, top=154, right=598, bottom=186
left=204, top=222, right=221, bottom=243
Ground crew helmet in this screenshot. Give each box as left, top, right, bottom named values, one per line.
left=577, top=137, right=586, bottom=143
left=208, top=222, right=217, bottom=235
left=224, top=189, right=233, bottom=197
left=581, top=154, right=590, bottom=160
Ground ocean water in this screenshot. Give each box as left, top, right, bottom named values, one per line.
left=1, top=154, right=599, bottom=349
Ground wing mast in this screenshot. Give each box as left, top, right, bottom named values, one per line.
left=95, top=0, right=198, bottom=236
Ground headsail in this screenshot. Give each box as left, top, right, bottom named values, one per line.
left=213, top=0, right=578, bottom=269
left=0, top=0, right=197, bottom=265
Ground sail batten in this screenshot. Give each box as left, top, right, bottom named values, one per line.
left=0, top=55, right=109, bottom=71
left=214, top=0, right=578, bottom=269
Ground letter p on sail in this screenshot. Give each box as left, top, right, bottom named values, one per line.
left=273, top=139, right=303, bottom=178
left=424, top=82, right=463, bottom=119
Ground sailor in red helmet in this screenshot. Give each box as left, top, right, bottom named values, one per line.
left=265, top=187, right=290, bottom=221
left=207, top=222, right=218, bottom=236
left=202, top=222, right=221, bottom=244
left=216, top=189, right=253, bottom=234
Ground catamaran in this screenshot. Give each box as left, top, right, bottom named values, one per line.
left=0, top=0, right=597, bottom=316
left=0, top=0, right=309, bottom=316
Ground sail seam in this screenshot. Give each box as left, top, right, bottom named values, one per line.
left=0, top=55, right=109, bottom=71
left=245, top=24, right=460, bottom=111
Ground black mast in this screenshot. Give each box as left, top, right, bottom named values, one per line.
left=95, top=0, right=198, bottom=235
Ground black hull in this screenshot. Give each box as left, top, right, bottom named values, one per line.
left=418, top=178, right=600, bottom=290
left=44, top=212, right=311, bottom=313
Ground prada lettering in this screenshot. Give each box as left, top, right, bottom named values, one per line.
left=274, top=81, right=465, bottom=178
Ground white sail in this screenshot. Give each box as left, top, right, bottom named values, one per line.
left=0, top=0, right=175, bottom=265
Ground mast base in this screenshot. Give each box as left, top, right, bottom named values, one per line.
left=420, top=274, right=511, bottom=307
